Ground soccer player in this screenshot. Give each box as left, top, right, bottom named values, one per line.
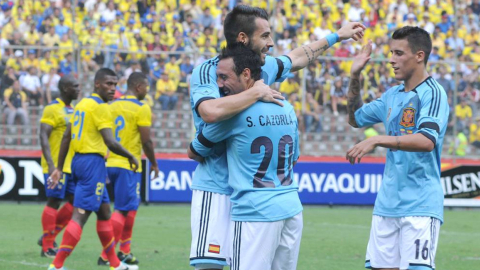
left=39, top=74, right=79, bottom=258
left=189, top=43, right=302, bottom=270
left=189, top=5, right=365, bottom=269
left=97, top=72, right=159, bottom=266
left=346, top=26, right=448, bottom=270
left=47, top=68, right=139, bottom=270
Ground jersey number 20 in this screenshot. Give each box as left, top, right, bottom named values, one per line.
left=251, top=135, right=294, bottom=188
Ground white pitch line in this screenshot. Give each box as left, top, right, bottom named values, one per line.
left=0, top=258, right=77, bottom=270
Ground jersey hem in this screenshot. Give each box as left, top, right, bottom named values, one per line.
left=231, top=207, right=303, bottom=222
left=372, top=211, right=443, bottom=223
left=191, top=185, right=232, bottom=195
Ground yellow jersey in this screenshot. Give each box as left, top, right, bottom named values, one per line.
left=40, top=98, right=75, bottom=174
left=70, top=93, right=113, bottom=156
left=106, top=96, right=152, bottom=172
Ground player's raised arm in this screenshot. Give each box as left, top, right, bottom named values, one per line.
left=347, top=40, right=372, bottom=128
left=48, top=124, right=71, bottom=189
left=100, top=128, right=139, bottom=172
left=287, top=22, right=366, bottom=72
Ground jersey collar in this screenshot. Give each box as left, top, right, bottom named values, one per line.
left=121, top=95, right=138, bottom=100
left=398, top=76, right=432, bottom=93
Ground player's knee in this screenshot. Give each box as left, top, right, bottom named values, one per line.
left=72, top=208, right=90, bottom=228
left=66, top=194, right=74, bottom=205
left=96, top=204, right=112, bottom=220
left=46, top=197, right=62, bottom=209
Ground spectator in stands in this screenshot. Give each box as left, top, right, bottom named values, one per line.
left=455, top=98, right=473, bottom=133
left=42, top=67, right=61, bottom=103
left=348, top=0, right=365, bottom=22
left=59, top=52, right=76, bottom=75
left=155, top=72, right=178, bottom=110
left=286, top=3, right=303, bottom=33
left=20, top=66, right=42, bottom=106
left=55, top=17, right=69, bottom=38
left=124, top=60, right=141, bottom=80
left=419, top=13, right=435, bottom=34
left=436, top=66, right=453, bottom=94
left=330, top=78, right=347, bottom=116
left=23, top=50, right=39, bottom=69
left=24, top=22, right=40, bottom=45
left=279, top=74, right=299, bottom=99
left=437, top=13, right=452, bottom=33
left=3, top=80, right=29, bottom=125
left=42, top=26, right=61, bottom=47
left=102, top=1, right=116, bottom=22
left=0, top=66, right=16, bottom=100
left=470, top=116, right=480, bottom=148
left=304, top=92, right=323, bottom=133
left=471, top=0, right=480, bottom=15
left=199, top=7, right=213, bottom=30
left=179, top=55, right=193, bottom=95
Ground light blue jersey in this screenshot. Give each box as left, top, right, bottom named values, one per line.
left=190, top=100, right=302, bottom=222
left=355, top=76, right=448, bottom=222
left=189, top=55, right=293, bottom=195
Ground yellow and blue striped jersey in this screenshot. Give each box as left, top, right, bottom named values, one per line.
left=40, top=98, right=75, bottom=174
left=106, top=95, right=152, bottom=172
left=70, top=93, right=113, bottom=157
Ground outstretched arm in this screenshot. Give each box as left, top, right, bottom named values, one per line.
left=347, top=40, right=372, bottom=127
left=346, top=133, right=435, bottom=164
left=287, top=22, right=366, bottom=72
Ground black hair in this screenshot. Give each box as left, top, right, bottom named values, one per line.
left=94, top=68, right=117, bottom=82
left=391, top=26, right=432, bottom=65
left=127, top=72, right=147, bottom=90
left=58, top=74, right=76, bottom=92
left=219, top=42, right=262, bottom=81
left=223, top=5, right=269, bottom=45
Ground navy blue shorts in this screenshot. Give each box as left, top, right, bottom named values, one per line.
left=107, top=167, right=141, bottom=211
left=44, top=173, right=76, bottom=199
left=72, top=154, right=110, bottom=212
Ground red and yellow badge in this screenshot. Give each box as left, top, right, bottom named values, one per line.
left=400, top=107, right=416, bottom=128
left=208, top=244, right=220, bottom=254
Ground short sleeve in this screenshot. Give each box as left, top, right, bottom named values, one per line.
left=416, top=81, right=449, bottom=145
left=40, top=105, right=57, bottom=127
left=262, top=55, right=293, bottom=85
left=190, top=119, right=234, bottom=157
left=137, top=104, right=152, bottom=127
left=94, top=104, right=114, bottom=130
left=354, top=93, right=387, bottom=128
left=190, top=58, right=220, bottom=116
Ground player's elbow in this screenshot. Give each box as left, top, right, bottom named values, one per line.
left=200, top=109, right=220, bottom=123
left=424, top=140, right=435, bottom=152
left=348, top=119, right=359, bottom=128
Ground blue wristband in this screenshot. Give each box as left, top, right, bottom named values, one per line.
left=326, top=33, right=339, bottom=47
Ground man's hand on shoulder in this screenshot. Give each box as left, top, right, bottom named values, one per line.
left=252, top=79, right=284, bottom=107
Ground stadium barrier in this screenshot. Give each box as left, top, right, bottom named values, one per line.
left=2, top=155, right=479, bottom=207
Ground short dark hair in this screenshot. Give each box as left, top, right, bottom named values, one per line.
left=223, top=5, right=269, bottom=45
left=94, top=68, right=117, bottom=82
left=391, top=26, right=432, bottom=65
left=127, top=72, right=147, bottom=90
left=219, top=42, right=262, bottom=81
left=58, top=74, right=76, bottom=92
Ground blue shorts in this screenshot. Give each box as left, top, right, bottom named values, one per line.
left=44, top=173, right=76, bottom=199
left=72, top=154, right=110, bottom=212
left=107, top=167, right=141, bottom=211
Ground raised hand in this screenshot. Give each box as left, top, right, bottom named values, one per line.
left=351, top=40, right=373, bottom=77
left=337, top=22, right=366, bottom=41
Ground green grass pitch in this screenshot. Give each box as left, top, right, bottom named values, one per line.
left=0, top=203, right=479, bottom=270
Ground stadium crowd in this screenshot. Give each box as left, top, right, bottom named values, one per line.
left=0, top=0, right=479, bottom=150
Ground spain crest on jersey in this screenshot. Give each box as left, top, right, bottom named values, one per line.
left=400, top=107, right=416, bottom=128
